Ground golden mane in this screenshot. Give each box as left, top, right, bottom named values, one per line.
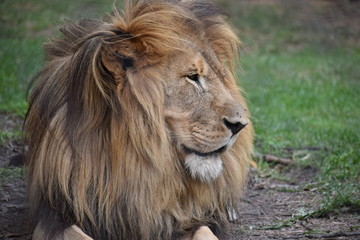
left=25, top=0, right=253, bottom=239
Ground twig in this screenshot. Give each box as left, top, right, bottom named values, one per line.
left=306, top=231, right=360, bottom=239
left=256, top=153, right=293, bottom=165
left=299, top=220, right=313, bottom=231
left=283, top=146, right=325, bottom=152
left=0, top=233, right=30, bottom=238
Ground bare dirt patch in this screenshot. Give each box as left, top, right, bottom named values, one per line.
left=0, top=178, right=30, bottom=240
left=0, top=113, right=23, bottom=168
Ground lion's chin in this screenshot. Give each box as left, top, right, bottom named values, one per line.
left=184, top=154, right=223, bottom=183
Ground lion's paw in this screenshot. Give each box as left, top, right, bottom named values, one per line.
left=192, top=226, right=219, bottom=240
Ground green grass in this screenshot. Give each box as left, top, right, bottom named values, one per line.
left=0, top=130, right=22, bottom=144
left=0, top=166, right=24, bottom=184
left=0, top=0, right=359, bottom=217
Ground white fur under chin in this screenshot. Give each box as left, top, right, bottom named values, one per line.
left=185, top=154, right=223, bottom=183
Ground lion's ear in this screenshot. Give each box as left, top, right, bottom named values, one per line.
left=101, top=41, right=136, bottom=80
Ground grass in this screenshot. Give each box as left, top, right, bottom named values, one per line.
left=0, top=130, right=22, bottom=143
left=0, top=0, right=359, bottom=220
left=0, top=166, right=24, bottom=184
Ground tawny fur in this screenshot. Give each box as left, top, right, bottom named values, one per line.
left=25, top=0, right=253, bottom=239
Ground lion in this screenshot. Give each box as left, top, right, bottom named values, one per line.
left=25, top=0, right=253, bottom=239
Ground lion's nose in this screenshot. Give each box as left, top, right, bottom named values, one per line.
left=223, top=117, right=248, bottom=135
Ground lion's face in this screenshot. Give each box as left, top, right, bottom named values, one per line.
left=164, top=47, right=249, bottom=182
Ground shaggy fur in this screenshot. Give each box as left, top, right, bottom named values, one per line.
left=25, top=0, right=253, bottom=239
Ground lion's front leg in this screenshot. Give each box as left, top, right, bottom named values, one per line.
left=192, top=226, right=219, bottom=240
left=33, top=224, right=93, bottom=240
left=181, top=226, right=219, bottom=240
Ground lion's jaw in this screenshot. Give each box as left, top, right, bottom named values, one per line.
left=181, top=128, right=239, bottom=182
left=184, top=154, right=223, bottom=183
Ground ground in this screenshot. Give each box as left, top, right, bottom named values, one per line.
left=1, top=114, right=359, bottom=240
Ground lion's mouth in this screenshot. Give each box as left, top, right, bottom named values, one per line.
left=182, top=145, right=227, bottom=157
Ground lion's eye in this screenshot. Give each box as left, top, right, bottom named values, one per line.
left=186, top=74, right=200, bottom=82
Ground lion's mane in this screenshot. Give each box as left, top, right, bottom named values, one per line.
left=25, top=0, right=253, bottom=239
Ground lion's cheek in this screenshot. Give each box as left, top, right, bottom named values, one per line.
left=184, top=154, right=223, bottom=183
